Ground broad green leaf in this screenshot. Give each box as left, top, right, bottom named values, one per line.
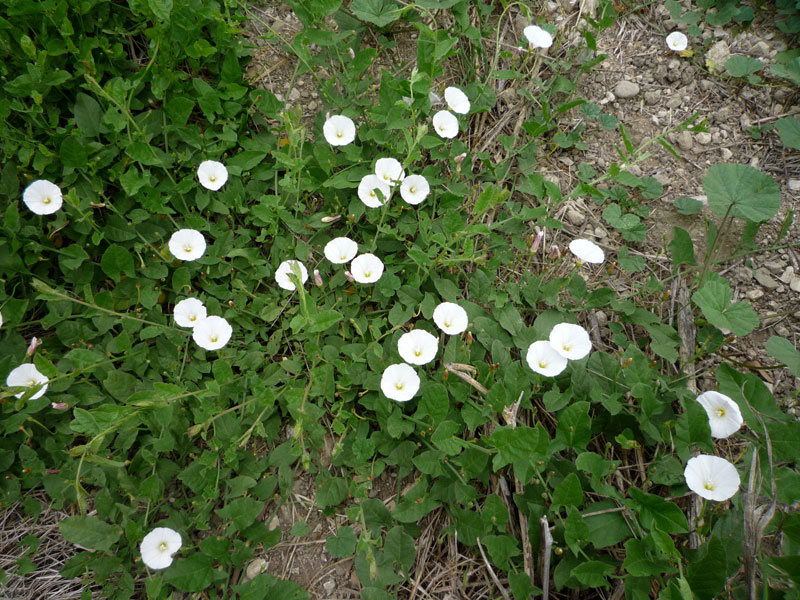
left=431, top=420, right=461, bottom=455
left=162, top=553, right=214, bottom=592
left=669, top=227, right=697, bottom=267
left=482, top=534, right=520, bottom=570
left=148, top=0, right=173, bottom=22
left=765, top=336, right=800, bottom=377
left=385, top=526, right=415, bottom=573
left=775, top=117, right=800, bottom=150
left=552, top=473, right=583, bottom=508
left=350, top=0, right=402, bottom=27
left=703, top=163, right=780, bottom=222
left=488, top=425, right=548, bottom=469
left=692, top=274, right=759, bottom=336
left=74, top=93, right=102, bottom=137
left=628, top=489, right=689, bottom=534
left=724, top=56, right=764, bottom=77
left=100, top=245, right=135, bottom=282
left=326, top=526, right=357, bottom=558
left=686, top=537, right=727, bottom=600
left=215, top=497, right=263, bottom=532
left=572, top=560, right=614, bottom=587
left=58, top=516, right=121, bottom=552
left=307, top=309, right=343, bottom=333
left=674, top=196, right=703, bottom=215
left=564, top=507, right=590, bottom=556
left=555, top=401, right=591, bottom=450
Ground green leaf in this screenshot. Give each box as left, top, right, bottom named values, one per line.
left=216, top=497, right=263, bottom=532
left=385, top=526, right=415, bottom=574
left=765, top=336, right=800, bottom=377
left=628, top=489, right=689, bottom=534
left=703, top=164, right=780, bottom=222
left=326, top=526, right=357, bottom=558
left=572, top=560, right=614, bottom=587
left=482, top=534, right=520, bottom=570
left=487, top=425, right=549, bottom=470
left=686, top=537, right=727, bottom=600
left=564, top=507, right=590, bottom=556
left=74, top=93, right=102, bottom=137
left=290, top=521, right=310, bottom=537
left=551, top=473, right=583, bottom=508
left=618, top=246, right=645, bottom=272
left=692, top=274, right=759, bottom=336
left=308, top=310, right=343, bottom=333
left=431, top=420, right=461, bottom=455
left=724, top=56, right=764, bottom=77
left=58, top=516, right=121, bottom=552
left=148, top=0, right=173, bottom=22
left=100, top=245, right=135, bottom=282
left=555, top=401, right=591, bottom=450
left=350, top=0, right=402, bottom=27
left=162, top=553, right=214, bottom=592
left=674, top=197, right=703, bottom=215
left=669, top=227, right=697, bottom=267
left=775, top=117, right=800, bottom=150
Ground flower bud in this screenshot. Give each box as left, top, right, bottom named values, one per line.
left=314, top=269, right=323, bottom=287
left=321, top=215, right=341, bottom=224
left=344, top=271, right=354, bottom=282
left=51, top=402, right=69, bottom=410
left=531, top=230, right=544, bottom=253
left=549, top=244, right=560, bottom=258
left=26, top=337, right=41, bottom=357
left=348, top=47, right=356, bottom=59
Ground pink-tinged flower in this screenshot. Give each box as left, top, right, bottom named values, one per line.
left=26, top=337, right=41, bottom=357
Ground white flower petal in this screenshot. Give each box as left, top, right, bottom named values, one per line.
left=173, top=298, right=207, bottom=328
left=323, top=115, right=356, bottom=146
left=399, top=174, right=430, bottom=206
left=432, top=110, right=459, bottom=139
left=6, top=363, right=49, bottom=400
left=374, top=158, right=405, bottom=186
left=444, top=87, right=470, bottom=115
left=568, top=238, right=604, bottom=264
left=433, top=302, right=469, bottom=335
left=666, top=31, right=688, bottom=52
left=324, top=237, right=358, bottom=264
left=549, top=323, right=592, bottom=361
left=358, top=174, right=391, bottom=208
left=191, top=316, right=232, bottom=351
left=523, top=25, right=553, bottom=49
left=381, top=363, right=421, bottom=402
left=168, top=229, right=207, bottom=262
left=275, top=260, right=309, bottom=291
left=684, top=455, right=740, bottom=501
left=23, top=180, right=63, bottom=215
left=526, top=341, right=568, bottom=377
left=397, top=329, right=439, bottom=365
left=696, top=391, right=744, bottom=438
left=140, top=527, right=182, bottom=570
left=350, top=253, right=383, bottom=284
left=197, top=160, right=228, bottom=191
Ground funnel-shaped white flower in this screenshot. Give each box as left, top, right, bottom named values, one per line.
left=433, top=110, right=459, bottom=139
left=696, top=391, right=743, bottom=439
left=684, top=455, right=740, bottom=501
left=526, top=341, right=568, bottom=377
left=666, top=32, right=688, bottom=52
left=444, top=87, right=470, bottom=114
left=374, top=158, right=405, bottom=187
left=400, top=174, right=430, bottom=206
left=350, top=253, right=383, bottom=283
left=398, top=329, right=439, bottom=365
left=173, top=298, right=207, bottom=328
left=381, top=363, right=420, bottom=402
left=433, top=302, right=469, bottom=335
left=549, top=323, right=592, bottom=361
left=358, top=174, right=391, bottom=208
left=140, top=527, right=182, bottom=570
left=23, top=180, right=63, bottom=215
left=275, top=260, right=308, bottom=291
left=324, top=237, right=358, bottom=264
left=524, top=25, right=553, bottom=49
left=192, top=316, right=232, bottom=350
left=6, top=364, right=49, bottom=400
left=323, top=115, right=356, bottom=146
left=568, top=239, right=604, bottom=264
left=168, top=229, right=206, bottom=262
left=197, top=160, right=228, bottom=191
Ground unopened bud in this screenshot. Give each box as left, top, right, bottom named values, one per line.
left=465, top=331, right=473, bottom=344
left=51, top=402, right=69, bottom=410
left=454, top=152, right=467, bottom=173
left=344, top=271, right=354, bottom=282
left=514, top=46, right=523, bottom=59
left=348, top=47, right=355, bottom=59
left=26, top=337, right=41, bottom=357
left=531, top=230, right=544, bottom=253
left=314, top=269, right=323, bottom=287
left=321, top=215, right=341, bottom=224
left=90, top=202, right=107, bottom=208
left=549, top=245, right=560, bottom=258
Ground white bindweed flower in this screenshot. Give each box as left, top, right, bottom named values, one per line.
left=380, top=363, right=421, bottom=402
left=397, top=329, right=439, bottom=365
left=526, top=341, right=568, bottom=377
left=524, top=25, right=553, bottom=49
left=173, top=298, right=207, bottom=328
left=666, top=31, right=688, bottom=52
left=140, top=527, right=182, bottom=570
left=0, top=310, right=3, bottom=328
left=549, top=323, right=592, bottom=360
left=696, top=391, right=744, bottom=439
left=568, top=238, right=604, bottom=264
left=374, top=158, right=405, bottom=187
left=6, top=363, right=49, bottom=400
left=168, top=229, right=206, bottom=262
left=192, top=316, right=232, bottom=351
left=684, top=455, right=740, bottom=502
left=399, top=174, right=430, bottom=206
left=433, top=302, right=469, bottom=335
left=197, top=160, right=228, bottom=191
left=275, top=260, right=309, bottom=291
left=323, top=115, right=356, bottom=146
left=358, top=174, right=391, bottom=208
left=444, top=87, right=470, bottom=115
left=350, top=253, right=383, bottom=283
left=23, top=180, right=63, bottom=215
left=432, top=110, right=459, bottom=139
left=324, top=237, right=358, bottom=264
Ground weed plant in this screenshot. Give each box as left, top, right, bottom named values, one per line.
left=1, top=0, right=799, bottom=599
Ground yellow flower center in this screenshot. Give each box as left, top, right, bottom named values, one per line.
left=369, top=190, right=376, bottom=197
left=444, top=320, right=451, bottom=328
left=409, top=187, right=416, bottom=194
left=183, top=244, right=193, bottom=253
left=703, top=481, right=715, bottom=491
left=340, top=254, right=347, bottom=261
left=336, top=130, right=343, bottom=138
left=159, top=541, right=168, bottom=552
left=28, top=378, right=38, bottom=387
left=209, top=175, right=216, bottom=182
left=43, top=196, right=52, bottom=204
left=414, top=349, right=422, bottom=357
left=538, top=361, right=547, bottom=369
left=363, top=270, right=371, bottom=278
left=210, top=334, right=218, bottom=343
left=563, top=344, right=571, bottom=352
left=395, top=382, right=404, bottom=390
left=189, top=314, right=197, bottom=322
left=715, top=408, right=726, bottom=418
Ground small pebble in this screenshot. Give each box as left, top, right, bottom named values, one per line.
left=746, top=289, right=764, bottom=300
left=788, top=179, right=800, bottom=192
left=696, top=132, right=712, bottom=145
left=614, top=80, right=640, bottom=99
